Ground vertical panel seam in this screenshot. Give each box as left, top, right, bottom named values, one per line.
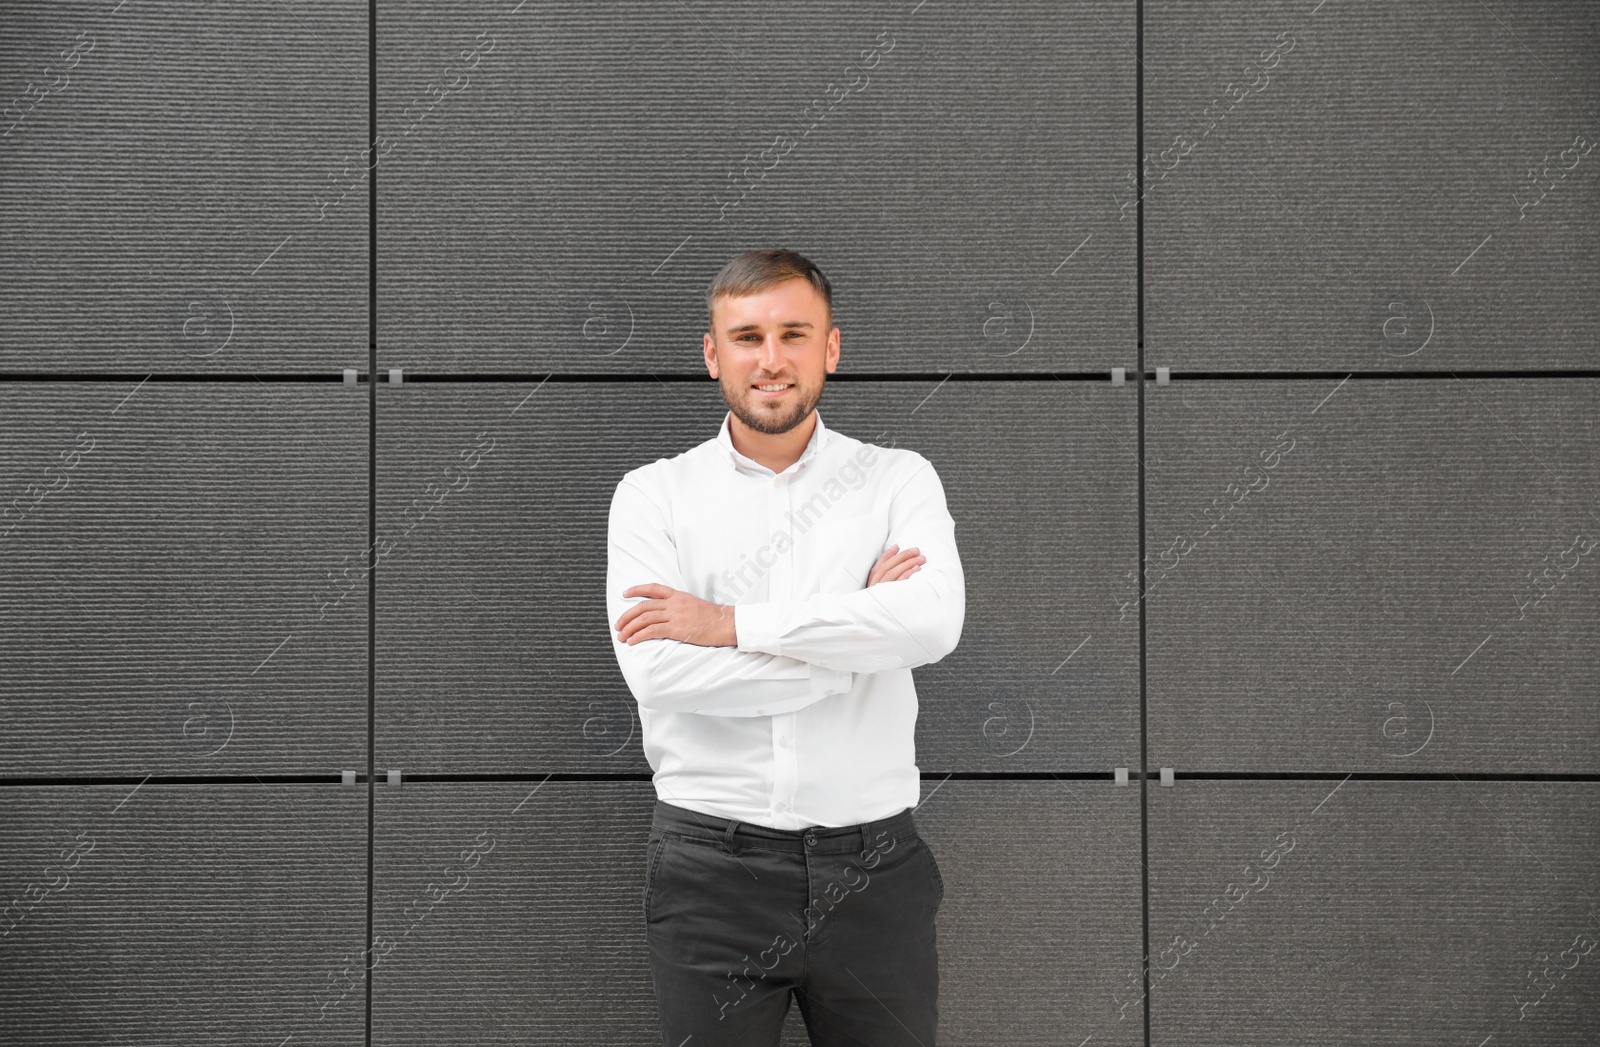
left=366, top=0, right=378, bottom=1043
left=1136, top=3, right=1150, bottom=1046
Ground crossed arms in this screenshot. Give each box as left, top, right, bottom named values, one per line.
left=605, top=459, right=965, bottom=717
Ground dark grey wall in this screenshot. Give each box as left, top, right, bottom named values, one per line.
left=2, top=1, right=1597, bottom=1044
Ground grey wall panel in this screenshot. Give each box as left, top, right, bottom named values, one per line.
left=369, top=779, right=1144, bottom=1047
left=0, top=783, right=368, bottom=1044
left=0, top=383, right=368, bottom=776
left=373, top=380, right=631, bottom=773
left=882, top=779, right=1145, bottom=1047
left=0, top=2, right=369, bottom=372
left=1145, top=1, right=1600, bottom=369
left=370, top=780, right=660, bottom=1045
left=377, top=1, right=1135, bottom=373
left=1147, top=779, right=1600, bottom=1046
left=375, top=379, right=1138, bottom=773
left=1145, top=378, right=1599, bottom=773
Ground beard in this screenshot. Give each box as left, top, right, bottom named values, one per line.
left=719, top=373, right=825, bottom=435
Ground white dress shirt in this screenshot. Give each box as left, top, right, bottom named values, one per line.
left=606, top=409, right=965, bottom=829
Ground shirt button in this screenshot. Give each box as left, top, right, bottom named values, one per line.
left=776, top=802, right=788, bottom=812
left=755, top=707, right=765, bottom=716
left=778, top=735, right=790, bottom=748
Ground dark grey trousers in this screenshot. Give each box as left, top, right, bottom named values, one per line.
left=644, top=798, right=943, bottom=1046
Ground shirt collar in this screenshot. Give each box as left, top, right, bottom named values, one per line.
left=717, top=409, right=828, bottom=475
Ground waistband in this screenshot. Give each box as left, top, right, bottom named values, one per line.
left=652, top=799, right=919, bottom=857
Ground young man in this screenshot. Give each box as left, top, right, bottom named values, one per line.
left=607, top=248, right=965, bottom=1046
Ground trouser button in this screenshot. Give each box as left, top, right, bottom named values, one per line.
left=804, top=832, right=818, bottom=847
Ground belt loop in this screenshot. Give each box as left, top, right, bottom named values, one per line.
left=859, top=816, right=873, bottom=859
left=722, top=818, right=741, bottom=857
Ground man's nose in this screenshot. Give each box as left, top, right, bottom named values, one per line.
left=759, top=336, right=784, bottom=369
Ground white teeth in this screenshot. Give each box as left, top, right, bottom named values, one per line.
left=755, top=384, right=790, bottom=391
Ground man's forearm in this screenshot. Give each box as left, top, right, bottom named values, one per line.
left=732, top=575, right=964, bottom=674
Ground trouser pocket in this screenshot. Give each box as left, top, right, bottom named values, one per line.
left=644, top=829, right=675, bottom=923
left=913, top=835, right=944, bottom=908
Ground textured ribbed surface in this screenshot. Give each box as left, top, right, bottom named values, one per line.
left=376, top=1, right=1135, bottom=372
left=1146, top=378, right=1600, bottom=773
left=0, top=1, right=369, bottom=372
left=1148, top=780, right=1600, bottom=1044
left=0, top=784, right=369, bottom=1042
left=889, top=779, right=1146, bottom=1047
left=376, top=379, right=1142, bottom=772
left=0, top=383, right=369, bottom=777
left=370, top=780, right=660, bottom=1044
left=2, top=0, right=1596, bottom=1044
left=1145, top=2, right=1599, bottom=368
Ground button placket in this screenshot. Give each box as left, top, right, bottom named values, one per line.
left=773, top=709, right=799, bottom=819
left=767, top=481, right=799, bottom=821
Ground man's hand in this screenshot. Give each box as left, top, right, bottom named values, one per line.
left=615, top=584, right=737, bottom=647
left=868, top=544, right=926, bottom=587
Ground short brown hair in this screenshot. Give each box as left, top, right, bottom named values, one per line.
left=707, top=248, right=833, bottom=334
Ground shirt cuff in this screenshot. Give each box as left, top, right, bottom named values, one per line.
left=734, top=602, right=785, bottom=656
left=809, top=663, right=853, bottom=701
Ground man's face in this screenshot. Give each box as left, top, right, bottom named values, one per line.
left=703, top=276, right=840, bottom=435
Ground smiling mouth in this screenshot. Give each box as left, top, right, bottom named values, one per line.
left=751, top=383, right=794, bottom=397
